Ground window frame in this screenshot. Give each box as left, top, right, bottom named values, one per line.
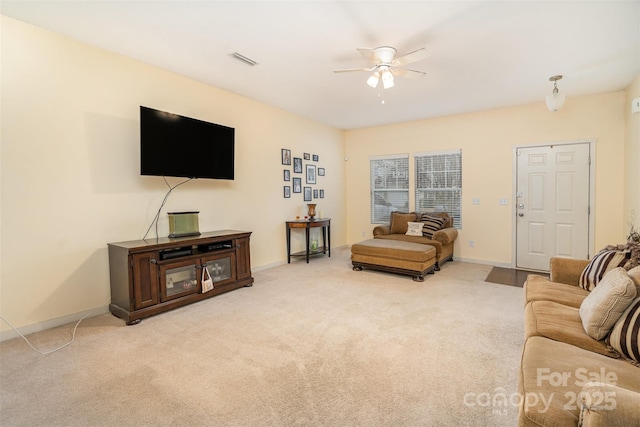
left=370, top=154, right=409, bottom=224
left=414, top=149, right=462, bottom=229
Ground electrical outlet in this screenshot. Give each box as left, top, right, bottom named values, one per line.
left=468, top=240, right=475, bottom=247
left=361, top=231, right=365, bottom=237
left=472, top=198, right=480, bottom=205
left=499, top=198, right=508, bottom=206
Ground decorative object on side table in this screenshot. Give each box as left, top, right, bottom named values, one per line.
left=307, top=203, right=317, bottom=219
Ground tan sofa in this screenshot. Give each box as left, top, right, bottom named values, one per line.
left=519, top=257, right=640, bottom=427
left=372, top=212, right=458, bottom=270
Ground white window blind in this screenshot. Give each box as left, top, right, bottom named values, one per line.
left=415, top=150, right=462, bottom=229
left=370, top=155, right=409, bottom=224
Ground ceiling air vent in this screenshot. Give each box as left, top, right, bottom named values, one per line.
left=231, top=52, right=258, bottom=66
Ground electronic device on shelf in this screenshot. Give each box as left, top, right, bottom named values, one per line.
left=140, top=106, right=235, bottom=180
left=159, top=246, right=193, bottom=260
left=198, top=241, right=233, bottom=253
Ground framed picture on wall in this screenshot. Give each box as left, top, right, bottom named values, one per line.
left=320, top=189, right=325, bottom=198
left=304, top=153, right=311, bottom=160
left=306, top=164, right=316, bottom=184
left=284, top=186, right=291, bottom=198
left=281, top=149, right=291, bottom=165
left=284, top=170, right=290, bottom=181
left=318, top=168, right=325, bottom=176
left=313, top=189, right=319, bottom=199
left=293, top=157, right=302, bottom=173
left=304, top=187, right=312, bottom=201
left=293, top=177, right=302, bottom=193
left=313, top=154, right=319, bottom=162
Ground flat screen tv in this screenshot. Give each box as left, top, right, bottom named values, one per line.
left=140, top=106, right=235, bottom=180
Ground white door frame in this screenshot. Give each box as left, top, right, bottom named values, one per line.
left=511, top=139, right=596, bottom=270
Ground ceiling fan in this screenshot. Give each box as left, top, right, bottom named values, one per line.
left=333, top=46, right=429, bottom=89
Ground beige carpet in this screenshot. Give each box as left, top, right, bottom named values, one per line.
left=0, top=247, right=524, bottom=426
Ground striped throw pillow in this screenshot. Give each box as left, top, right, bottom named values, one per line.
left=607, top=297, right=640, bottom=364
left=579, top=248, right=630, bottom=291
left=420, top=214, right=446, bottom=239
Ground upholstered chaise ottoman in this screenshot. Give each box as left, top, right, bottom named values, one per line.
left=351, top=239, right=436, bottom=281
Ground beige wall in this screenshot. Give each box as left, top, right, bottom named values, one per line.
left=624, top=76, right=640, bottom=238
left=2, top=15, right=636, bottom=338
left=345, top=91, right=627, bottom=266
left=0, top=17, right=346, bottom=336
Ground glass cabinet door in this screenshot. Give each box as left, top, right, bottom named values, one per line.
left=203, top=253, right=236, bottom=287
left=159, top=260, right=199, bottom=302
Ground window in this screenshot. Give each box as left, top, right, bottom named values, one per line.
left=415, top=150, right=462, bottom=229
left=370, top=155, right=409, bottom=223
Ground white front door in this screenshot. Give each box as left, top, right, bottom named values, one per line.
left=516, top=143, right=590, bottom=271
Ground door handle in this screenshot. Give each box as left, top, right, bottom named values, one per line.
left=518, top=213, right=524, bottom=217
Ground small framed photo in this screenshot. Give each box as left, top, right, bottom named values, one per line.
left=283, top=170, right=290, bottom=181
left=303, top=187, right=312, bottom=201
left=318, top=168, right=325, bottom=176
left=312, top=154, right=319, bottom=162
left=306, top=164, right=316, bottom=184
left=281, top=149, right=291, bottom=165
left=320, top=189, right=324, bottom=198
left=293, top=157, right=302, bottom=173
left=304, top=153, right=310, bottom=160
left=284, top=186, right=291, bottom=198
left=292, top=177, right=302, bottom=193
left=313, top=189, right=319, bottom=199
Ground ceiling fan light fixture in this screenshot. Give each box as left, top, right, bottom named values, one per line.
left=375, top=46, right=397, bottom=64
left=367, top=72, right=380, bottom=88
left=382, top=69, right=394, bottom=89
left=546, top=75, right=566, bottom=112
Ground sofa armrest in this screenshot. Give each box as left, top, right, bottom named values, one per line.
left=579, top=382, right=640, bottom=427
left=549, top=257, right=590, bottom=286
left=432, top=227, right=458, bottom=245
left=373, top=224, right=391, bottom=237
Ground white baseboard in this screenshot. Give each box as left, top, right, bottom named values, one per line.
left=252, top=244, right=349, bottom=272
left=0, top=305, right=110, bottom=343
left=252, top=260, right=287, bottom=272
left=452, top=257, right=513, bottom=269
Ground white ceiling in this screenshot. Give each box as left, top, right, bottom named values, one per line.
left=2, top=1, right=639, bottom=129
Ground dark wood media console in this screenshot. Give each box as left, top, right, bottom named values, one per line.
left=108, top=230, right=253, bottom=325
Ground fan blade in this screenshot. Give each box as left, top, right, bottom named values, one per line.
left=392, top=47, right=430, bottom=66
left=357, top=48, right=377, bottom=62
left=333, top=67, right=375, bottom=73
left=391, top=68, right=426, bottom=79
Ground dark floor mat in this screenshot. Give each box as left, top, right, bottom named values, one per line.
left=485, top=267, right=548, bottom=288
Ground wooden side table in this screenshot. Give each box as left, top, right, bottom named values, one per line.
left=286, top=218, right=331, bottom=263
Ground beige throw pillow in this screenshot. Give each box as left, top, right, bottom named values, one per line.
left=579, top=267, right=637, bottom=340
left=389, top=212, right=416, bottom=235
left=405, top=222, right=424, bottom=236
left=627, top=265, right=640, bottom=295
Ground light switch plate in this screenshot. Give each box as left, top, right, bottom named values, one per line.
left=499, top=198, right=508, bottom=206
left=633, top=97, right=640, bottom=113
left=472, top=198, right=480, bottom=205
